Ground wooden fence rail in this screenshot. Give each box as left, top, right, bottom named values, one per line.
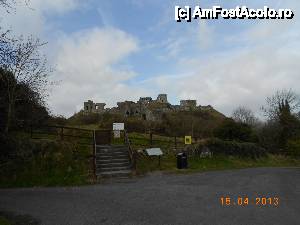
left=30, top=125, right=94, bottom=145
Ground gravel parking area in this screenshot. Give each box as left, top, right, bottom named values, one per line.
left=0, top=167, right=299, bottom=225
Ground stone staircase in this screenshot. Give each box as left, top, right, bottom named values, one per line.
left=96, top=145, right=132, bottom=178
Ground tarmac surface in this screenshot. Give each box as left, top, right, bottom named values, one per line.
left=0, top=167, right=299, bottom=225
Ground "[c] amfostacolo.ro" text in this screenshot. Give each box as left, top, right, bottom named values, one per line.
left=175, top=6, right=294, bottom=22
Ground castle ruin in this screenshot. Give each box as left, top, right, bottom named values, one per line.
left=83, top=94, right=211, bottom=121
left=84, top=100, right=106, bottom=113
left=180, top=100, right=197, bottom=111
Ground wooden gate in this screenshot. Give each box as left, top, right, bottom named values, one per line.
left=94, top=130, right=111, bottom=145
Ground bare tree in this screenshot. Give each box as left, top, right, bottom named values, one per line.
left=0, top=0, right=29, bottom=12
left=0, top=0, right=31, bottom=48
left=0, top=34, right=51, bottom=133
left=0, top=0, right=17, bottom=12
left=0, top=0, right=50, bottom=133
left=232, top=106, right=258, bottom=126
left=262, top=89, right=300, bottom=121
left=0, top=0, right=15, bottom=8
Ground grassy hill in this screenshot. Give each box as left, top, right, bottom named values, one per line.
left=66, top=107, right=226, bottom=137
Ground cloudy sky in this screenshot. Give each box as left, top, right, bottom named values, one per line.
left=1, top=0, right=300, bottom=117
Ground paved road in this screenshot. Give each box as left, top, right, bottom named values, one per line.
left=0, top=168, right=299, bottom=225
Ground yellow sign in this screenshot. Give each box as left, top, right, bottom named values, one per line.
left=185, top=136, right=192, bottom=145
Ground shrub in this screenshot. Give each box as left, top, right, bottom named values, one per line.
left=258, top=121, right=282, bottom=153
left=196, top=138, right=266, bottom=158
left=0, top=134, right=45, bottom=163
left=0, top=134, right=18, bottom=162
left=214, top=118, right=256, bottom=142
left=0, top=138, right=91, bottom=187
left=287, top=139, right=300, bottom=158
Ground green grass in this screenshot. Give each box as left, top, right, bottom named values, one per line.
left=136, top=153, right=300, bottom=175
left=0, top=216, right=11, bottom=225
left=188, top=154, right=300, bottom=171
left=128, top=132, right=186, bottom=153
left=127, top=132, right=300, bottom=175
left=0, top=139, right=93, bottom=188
left=2, top=130, right=300, bottom=188
left=136, top=154, right=177, bottom=174
left=0, top=211, right=40, bottom=225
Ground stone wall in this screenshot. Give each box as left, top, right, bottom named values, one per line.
left=180, top=100, right=197, bottom=110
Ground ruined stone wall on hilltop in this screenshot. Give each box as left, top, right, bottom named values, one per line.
left=82, top=94, right=218, bottom=122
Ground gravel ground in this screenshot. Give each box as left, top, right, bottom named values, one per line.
left=0, top=167, right=299, bottom=225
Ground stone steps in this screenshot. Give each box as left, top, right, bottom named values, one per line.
left=96, top=170, right=132, bottom=178
left=98, top=166, right=131, bottom=172
left=96, top=151, right=128, bottom=155
left=96, top=158, right=129, bottom=164
left=97, top=162, right=130, bottom=168
left=96, top=154, right=129, bottom=160
left=95, top=145, right=132, bottom=179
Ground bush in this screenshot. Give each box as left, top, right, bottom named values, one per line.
left=259, top=120, right=300, bottom=153
left=214, top=118, right=257, bottom=142
left=0, top=134, right=18, bottom=163
left=258, top=121, right=282, bottom=153
left=196, top=138, right=266, bottom=158
left=0, top=134, right=46, bottom=163
left=287, top=139, right=300, bottom=158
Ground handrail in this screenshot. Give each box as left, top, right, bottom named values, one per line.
left=124, top=130, right=136, bottom=171
left=93, top=130, right=97, bottom=181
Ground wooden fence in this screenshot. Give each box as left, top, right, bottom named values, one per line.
left=130, top=132, right=201, bottom=146
left=30, top=125, right=94, bottom=145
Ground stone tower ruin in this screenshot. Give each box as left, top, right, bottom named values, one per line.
left=83, top=100, right=106, bottom=113
left=156, top=94, right=168, bottom=103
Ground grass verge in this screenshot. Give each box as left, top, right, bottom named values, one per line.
left=0, top=216, right=11, bottom=225
left=136, top=153, right=300, bottom=175
left=0, top=139, right=92, bottom=188
left=0, top=211, right=40, bottom=225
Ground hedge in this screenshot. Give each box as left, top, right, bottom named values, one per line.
left=196, top=138, right=266, bottom=158
left=287, top=139, right=300, bottom=158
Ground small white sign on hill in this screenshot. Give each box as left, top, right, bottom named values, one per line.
left=145, top=148, right=163, bottom=156
left=113, top=123, right=124, bottom=131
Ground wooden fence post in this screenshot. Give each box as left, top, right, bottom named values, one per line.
left=92, top=130, right=96, bottom=182
left=30, top=124, right=33, bottom=138
left=60, top=127, right=64, bottom=140
left=150, top=131, right=153, bottom=147
left=124, top=130, right=126, bottom=144
left=174, top=136, right=177, bottom=149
